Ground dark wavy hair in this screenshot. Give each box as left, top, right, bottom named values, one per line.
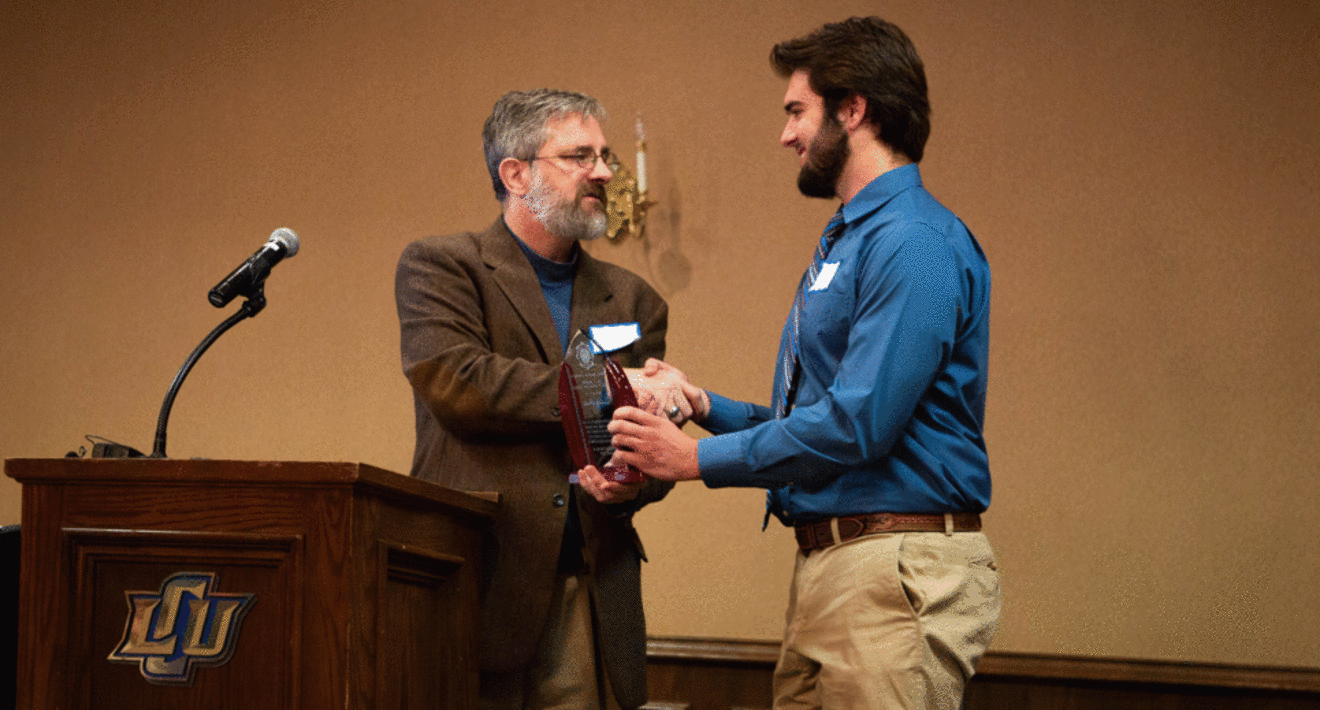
left=771, top=17, right=931, bottom=163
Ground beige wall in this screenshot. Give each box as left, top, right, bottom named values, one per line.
left=3, top=0, right=1317, bottom=668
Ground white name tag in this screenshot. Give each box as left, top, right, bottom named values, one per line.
left=809, top=262, right=840, bottom=292
left=588, top=322, right=641, bottom=352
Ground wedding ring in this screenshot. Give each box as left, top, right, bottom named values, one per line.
left=665, top=404, right=681, bottom=419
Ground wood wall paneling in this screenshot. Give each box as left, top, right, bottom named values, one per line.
left=645, top=637, right=1320, bottom=710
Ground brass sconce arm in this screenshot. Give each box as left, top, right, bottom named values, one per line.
left=604, top=114, right=654, bottom=241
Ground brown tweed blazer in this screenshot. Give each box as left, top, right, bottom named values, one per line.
left=395, top=218, right=672, bottom=708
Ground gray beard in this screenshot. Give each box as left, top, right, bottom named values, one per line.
left=526, top=172, right=607, bottom=241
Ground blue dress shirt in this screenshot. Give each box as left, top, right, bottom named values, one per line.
left=698, top=164, right=992, bottom=524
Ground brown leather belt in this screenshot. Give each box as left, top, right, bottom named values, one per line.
left=795, top=512, right=982, bottom=552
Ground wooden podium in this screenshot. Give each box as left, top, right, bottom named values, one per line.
left=4, top=458, right=498, bottom=710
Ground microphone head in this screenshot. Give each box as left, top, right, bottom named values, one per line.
left=269, top=227, right=300, bottom=257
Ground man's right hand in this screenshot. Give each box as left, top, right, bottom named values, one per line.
left=639, top=358, right=710, bottom=424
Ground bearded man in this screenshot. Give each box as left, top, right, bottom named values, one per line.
left=395, top=88, right=678, bottom=710
left=600, top=18, right=1002, bottom=710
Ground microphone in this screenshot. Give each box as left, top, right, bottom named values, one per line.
left=208, top=228, right=300, bottom=308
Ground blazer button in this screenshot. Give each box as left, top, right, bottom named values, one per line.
left=552, top=405, right=561, bottom=418
left=553, top=493, right=566, bottom=507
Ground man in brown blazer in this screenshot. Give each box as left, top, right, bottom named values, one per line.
left=395, top=89, right=679, bottom=710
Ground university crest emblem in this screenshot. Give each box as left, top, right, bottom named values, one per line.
left=107, top=571, right=255, bottom=685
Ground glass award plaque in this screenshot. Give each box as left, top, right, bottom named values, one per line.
left=558, top=330, right=646, bottom=483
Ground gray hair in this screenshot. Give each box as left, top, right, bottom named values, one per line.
left=482, top=89, right=607, bottom=202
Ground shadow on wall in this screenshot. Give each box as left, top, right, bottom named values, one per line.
left=623, top=174, right=691, bottom=297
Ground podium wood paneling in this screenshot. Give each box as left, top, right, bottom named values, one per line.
left=5, top=458, right=498, bottom=710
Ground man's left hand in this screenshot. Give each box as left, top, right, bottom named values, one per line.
left=574, top=464, right=644, bottom=504
left=607, top=406, right=701, bottom=481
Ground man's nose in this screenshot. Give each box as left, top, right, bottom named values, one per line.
left=780, top=123, right=795, bottom=148
left=588, top=154, right=613, bottom=181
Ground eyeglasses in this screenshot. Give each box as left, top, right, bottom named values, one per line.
left=528, top=148, right=615, bottom=171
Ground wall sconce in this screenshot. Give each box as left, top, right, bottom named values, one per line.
left=605, top=114, right=654, bottom=241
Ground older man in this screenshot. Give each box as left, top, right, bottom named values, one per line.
left=396, top=88, right=677, bottom=710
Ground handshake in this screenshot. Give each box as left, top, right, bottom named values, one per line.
left=623, top=358, right=710, bottom=426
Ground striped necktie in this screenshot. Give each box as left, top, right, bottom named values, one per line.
left=773, top=211, right=845, bottom=418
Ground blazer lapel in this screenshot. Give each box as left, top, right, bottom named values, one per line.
left=479, top=220, right=563, bottom=362
left=569, top=249, right=617, bottom=337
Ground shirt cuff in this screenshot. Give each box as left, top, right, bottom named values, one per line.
left=698, top=431, right=752, bottom=489
left=700, top=392, right=734, bottom=432
left=702, top=391, right=764, bottom=435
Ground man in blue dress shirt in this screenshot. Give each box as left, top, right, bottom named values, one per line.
left=593, top=16, right=1003, bottom=710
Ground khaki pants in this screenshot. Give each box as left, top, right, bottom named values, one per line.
left=480, top=572, right=621, bottom=710
left=773, top=532, right=1001, bottom=710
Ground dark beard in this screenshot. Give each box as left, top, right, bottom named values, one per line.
left=797, top=116, right=849, bottom=199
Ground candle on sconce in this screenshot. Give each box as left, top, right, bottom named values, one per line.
left=635, top=113, right=647, bottom=195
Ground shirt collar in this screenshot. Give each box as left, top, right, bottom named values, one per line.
left=840, top=163, right=922, bottom=226
left=504, top=216, right=579, bottom=280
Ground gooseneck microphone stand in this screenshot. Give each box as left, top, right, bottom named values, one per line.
left=149, top=288, right=267, bottom=458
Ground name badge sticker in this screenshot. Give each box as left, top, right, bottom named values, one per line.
left=588, top=322, right=641, bottom=353
left=809, top=262, right=840, bottom=292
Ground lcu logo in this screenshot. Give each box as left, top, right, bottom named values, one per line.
left=107, top=571, right=255, bottom=685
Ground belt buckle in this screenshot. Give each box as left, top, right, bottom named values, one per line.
left=835, top=516, right=865, bottom=542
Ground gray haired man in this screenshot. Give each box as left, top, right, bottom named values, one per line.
left=396, top=89, right=679, bottom=709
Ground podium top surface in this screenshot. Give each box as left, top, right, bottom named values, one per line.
left=4, top=458, right=499, bottom=519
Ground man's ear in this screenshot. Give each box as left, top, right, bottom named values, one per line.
left=499, top=157, right=531, bottom=198
left=836, top=93, right=869, bottom=132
